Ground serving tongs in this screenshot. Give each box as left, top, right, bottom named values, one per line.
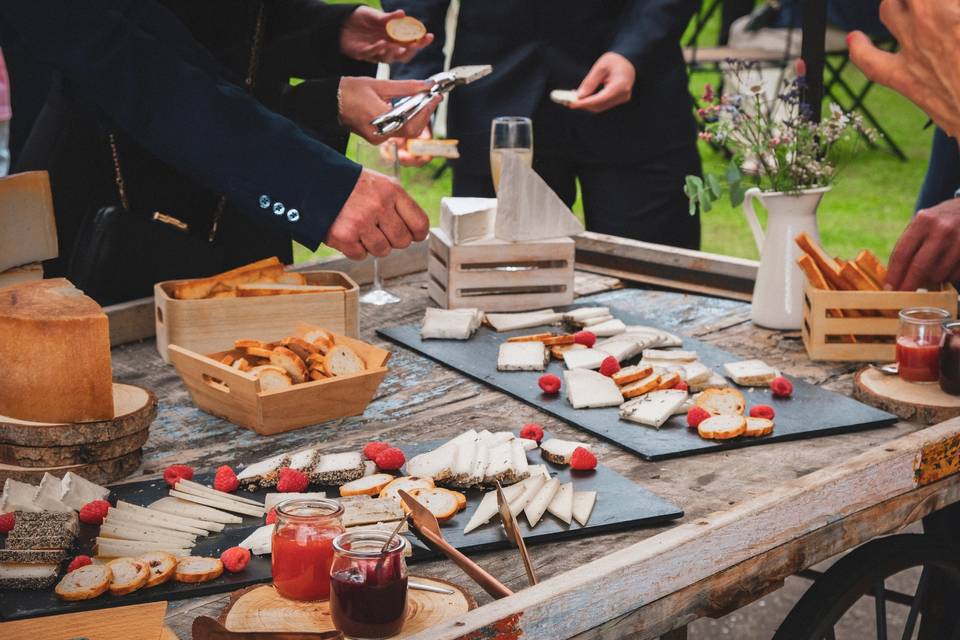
left=371, top=65, right=493, bottom=136
left=398, top=489, right=513, bottom=599
left=495, top=481, right=538, bottom=586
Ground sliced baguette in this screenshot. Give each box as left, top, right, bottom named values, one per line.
left=140, top=551, right=178, bottom=587
left=744, top=417, right=775, bottom=437
left=655, top=371, right=683, bottom=390
left=172, top=257, right=282, bottom=300
left=323, top=344, right=366, bottom=377
left=175, top=557, right=224, bottom=584
left=386, top=15, right=427, bottom=42
left=236, top=283, right=344, bottom=297
left=270, top=347, right=308, bottom=384
left=250, top=365, right=293, bottom=391
left=694, top=388, right=746, bottom=416
left=55, top=564, right=112, bottom=601
left=379, top=476, right=435, bottom=501
left=405, top=488, right=459, bottom=521
left=612, top=365, right=653, bottom=387
left=108, top=557, right=150, bottom=595
left=281, top=336, right=320, bottom=361
left=339, top=474, right=396, bottom=497
left=697, top=415, right=747, bottom=440
left=621, top=373, right=661, bottom=399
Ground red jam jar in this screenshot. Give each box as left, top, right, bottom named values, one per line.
left=329, top=531, right=408, bottom=638
left=940, top=321, right=960, bottom=396
left=896, top=307, right=951, bottom=383
left=271, top=499, right=344, bottom=601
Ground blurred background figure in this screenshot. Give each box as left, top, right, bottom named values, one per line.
left=0, top=48, right=11, bottom=176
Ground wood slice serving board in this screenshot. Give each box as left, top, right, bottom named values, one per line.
left=854, top=367, right=960, bottom=425
left=0, top=448, right=142, bottom=484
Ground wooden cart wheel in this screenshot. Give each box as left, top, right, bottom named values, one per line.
left=773, top=534, right=960, bottom=640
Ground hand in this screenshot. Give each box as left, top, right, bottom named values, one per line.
left=568, top=52, right=636, bottom=114
left=325, top=168, right=429, bottom=260
left=340, top=7, right=434, bottom=64
left=385, top=126, right=434, bottom=167
left=886, top=198, right=960, bottom=291
left=338, top=76, right=440, bottom=143
left=848, top=1, right=960, bottom=138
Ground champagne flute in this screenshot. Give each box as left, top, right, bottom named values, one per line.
left=354, top=139, right=401, bottom=305
left=490, top=116, right=533, bottom=192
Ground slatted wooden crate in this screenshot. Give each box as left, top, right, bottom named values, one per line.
left=427, top=228, right=574, bottom=312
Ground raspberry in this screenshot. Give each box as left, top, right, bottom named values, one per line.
left=67, top=555, right=93, bottom=573
left=363, top=441, right=391, bottom=461
left=519, top=423, right=545, bottom=443
left=265, top=508, right=277, bottom=524
left=569, top=447, right=597, bottom=471
left=573, top=331, right=596, bottom=348
left=750, top=405, right=776, bottom=420
left=276, top=467, right=310, bottom=493
left=163, top=464, right=194, bottom=488
left=599, top=356, right=620, bottom=377
left=538, top=374, right=561, bottom=395
left=687, top=406, right=711, bottom=429
left=0, top=512, right=14, bottom=533
left=374, top=447, right=406, bottom=471
left=673, top=380, right=689, bottom=391
left=79, top=499, right=110, bottom=525
left=771, top=376, right=793, bottom=398
left=221, top=546, right=251, bottom=573
left=214, top=465, right=239, bottom=493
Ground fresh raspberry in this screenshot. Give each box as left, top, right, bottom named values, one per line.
left=673, top=380, right=689, bottom=391
left=0, top=512, right=14, bottom=533
left=67, top=555, right=93, bottom=573
left=221, top=546, right=251, bottom=573
left=771, top=376, right=793, bottom=398
left=750, top=405, right=776, bottom=420
left=569, top=447, right=597, bottom=471
left=374, top=447, right=406, bottom=471
left=538, top=374, right=561, bottom=395
left=276, top=467, right=310, bottom=493
left=265, top=508, right=277, bottom=525
left=519, top=423, right=545, bottom=443
left=213, top=465, right=239, bottom=493
left=599, top=356, right=620, bottom=377
left=79, top=499, right=110, bottom=525
left=687, top=406, right=711, bottom=429
left=363, top=441, right=391, bottom=461
left=574, top=331, right=596, bottom=348
left=163, top=464, right=194, bottom=488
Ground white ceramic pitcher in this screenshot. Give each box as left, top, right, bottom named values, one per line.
left=742, top=186, right=828, bottom=330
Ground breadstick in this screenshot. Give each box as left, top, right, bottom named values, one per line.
left=794, top=233, right=848, bottom=290
left=796, top=255, right=857, bottom=343
left=838, top=260, right=880, bottom=291
left=506, top=332, right=553, bottom=343
left=854, top=250, right=887, bottom=288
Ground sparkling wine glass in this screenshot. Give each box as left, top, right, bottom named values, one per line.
left=355, top=139, right=401, bottom=305
left=490, top=116, right=533, bottom=192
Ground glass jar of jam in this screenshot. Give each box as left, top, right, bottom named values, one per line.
left=940, top=321, right=960, bottom=395
left=329, top=531, right=408, bottom=638
left=896, top=307, right=950, bottom=383
left=272, top=498, right=344, bottom=601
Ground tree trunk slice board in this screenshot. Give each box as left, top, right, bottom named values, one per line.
left=0, top=600, right=167, bottom=640
left=854, top=367, right=960, bottom=425
left=220, top=578, right=475, bottom=637
left=0, top=426, right=150, bottom=467
left=0, top=383, right=157, bottom=446
left=0, top=448, right=142, bottom=484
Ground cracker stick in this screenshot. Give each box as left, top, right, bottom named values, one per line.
left=838, top=260, right=881, bottom=291
left=854, top=249, right=887, bottom=288
left=794, top=233, right=848, bottom=290
left=796, top=255, right=857, bottom=342
left=506, top=332, right=553, bottom=343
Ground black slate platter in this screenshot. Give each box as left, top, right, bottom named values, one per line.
left=377, top=301, right=898, bottom=461
left=0, top=439, right=681, bottom=621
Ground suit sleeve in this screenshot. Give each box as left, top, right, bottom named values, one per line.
left=0, top=0, right=360, bottom=251
left=381, top=0, right=450, bottom=80
left=609, top=0, right=699, bottom=73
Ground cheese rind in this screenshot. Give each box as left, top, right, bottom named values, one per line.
left=440, top=197, right=497, bottom=245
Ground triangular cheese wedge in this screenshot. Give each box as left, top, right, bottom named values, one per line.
left=494, top=153, right=584, bottom=241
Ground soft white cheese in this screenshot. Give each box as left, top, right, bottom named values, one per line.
left=440, top=197, right=497, bottom=245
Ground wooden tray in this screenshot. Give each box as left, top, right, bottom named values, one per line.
left=0, top=601, right=168, bottom=640
left=854, top=367, right=960, bottom=425
left=155, top=271, right=360, bottom=363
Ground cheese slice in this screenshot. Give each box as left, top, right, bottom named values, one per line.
left=439, top=197, right=497, bottom=245
left=546, top=482, right=574, bottom=524
left=486, top=309, right=562, bottom=332
left=596, top=340, right=643, bottom=363
left=572, top=491, right=597, bottom=526
left=681, top=361, right=712, bottom=385
left=236, top=453, right=288, bottom=487
left=581, top=314, right=615, bottom=327
left=149, top=497, right=243, bottom=524
left=463, top=483, right=526, bottom=534
left=239, top=524, right=274, bottom=556
left=1, top=479, right=41, bottom=512
left=169, top=489, right=265, bottom=517
left=482, top=441, right=516, bottom=485
left=524, top=478, right=560, bottom=527
left=624, top=326, right=683, bottom=348
left=690, top=371, right=730, bottom=393
left=495, top=152, right=584, bottom=241
left=406, top=447, right=456, bottom=482
left=722, top=359, right=778, bottom=386
left=34, top=473, right=74, bottom=513
left=0, top=171, right=58, bottom=273
left=509, top=474, right=546, bottom=517
left=619, top=389, right=688, bottom=428
left=562, top=348, right=607, bottom=370
left=469, top=442, right=489, bottom=487
left=410, top=139, right=460, bottom=159
left=341, top=498, right=404, bottom=528
left=497, top=341, right=548, bottom=371
left=286, top=448, right=320, bottom=474
left=95, top=537, right=191, bottom=559
left=175, top=479, right=264, bottom=507
left=264, top=492, right=327, bottom=511
left=642, top=349, right=698, bottom=362
left=519, top=438, right=538, bottom=452
left=115, top=500, right=222, bottom=532
left=106, top=507, right=211, bottom=537
left=563, top=307, right=610, bottom=324
left=587, top=319, right=626, bottom=337
left=421, top=307, right=484, bottom=340
left=564, top=369, right=624, bottom=409
left=59, top=472, right=110, bottom=511
left=99, top=521, right=197, bottom=546
left=172, top=482, right=263, bottom=510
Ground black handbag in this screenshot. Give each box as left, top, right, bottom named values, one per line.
left=66, top=2, right=265, bottom=306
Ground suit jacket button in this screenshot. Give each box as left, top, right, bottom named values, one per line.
left=273, top=202, right=285, bottom=215
left=286, top=209, right=300, bottom=222
left=259, top=195, right=271, bottom=208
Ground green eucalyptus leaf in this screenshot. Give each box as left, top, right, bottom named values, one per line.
left=705, top=174, right=722, bottom=199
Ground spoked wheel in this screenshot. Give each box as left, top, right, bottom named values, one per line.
left=773, top=534, right=960, bottom=640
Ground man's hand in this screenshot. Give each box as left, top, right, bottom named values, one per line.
left=340, top=7, right=434, bottom=64
left=325, top=168, right=429, bottom=260
left=338, top=77, right=440, bottom=143
left=385, top=126, right=434, bottom=167
left=568, top=52, right=636, bottom=114
left=848, top=1, right=960, bottom=138
left=887, top=198, right=960, bottom=291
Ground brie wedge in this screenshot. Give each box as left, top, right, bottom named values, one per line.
left=59, top=471, right=110, bottom=511
left=239, top=524, right=274, bottom=555
left=440, top=197, right=497, bottom=245
left=421, top=307, right=484, bottom=340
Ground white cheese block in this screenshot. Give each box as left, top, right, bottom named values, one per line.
left=723, top=359, right=778, bottom=386
left=642, top=349, right=698, bottom=362
left=546, top=482, right=574, bottom=524
left=581, top=314, right=615, bottom=327
left=421, top=307, right=484, bottom=340
left=681, top=361, right=712, bottom=385
left=175, top=479, right=264, bottom=507
left=169, top=489, right=264, bottom=517
left=149, top=497, right=243, bottom=524
left=494, top=152, right=585, bottom=242
left=598, top=333, right=658, bottom=353
left=564, top=369, right=624, bottom=409
left=562, top=348, right=607, bottom=370
left=619, top=389, right=689, bottom=428
left=509, top=438, right=529, bottom=483
left=519, top=438, right=539, bottom=452
left=485, top=309, right=562, bottom=332
left=406, top=447, right=456, bottom=482
left=236, top=453, right=288, bottom=484
left=463, top=483, right=526, bottom=534
left=690, top=371, right=730, bottom=393
left=1, top=479, right=40, bottom=513
left=509, top=474, right=546, bottom=517
left=35, top=473, right=74, bottom=513
left=59, top=471, right=110, bottom=511
left=0, top=172, right=59, bottom=273
left=106, top=507, right=212, bottom=537
left=172, top=482, right=263, bottom=511
left=524, top=478, right=560, bottom=527
left=286, top=448, right=320, bottom=474
left=587, top=319, right=626, bottom=337
left=0, top=562, right=58, bottom=580
left=563, top=307, right=610, bottom=323
left=95, top=537, right=191, bottom=559
left=482, top=441, right=515, bottom=484
left=440, top=197, right=497, bottom=245
left=572, top=491, right=597, bottom=526
left=497, top=341, right=548, bottom=371
left=239, top=524, right=274, bottom=555
left=116, top=500, right=223, bottom=532
left=264, top=492, right=327, bottom=511
left=596, top=340, right=643, bottom=363
left=99, top=521, right=197, bottom=546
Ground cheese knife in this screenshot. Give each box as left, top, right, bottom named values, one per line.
left=495, top=481, right=538, bottom=586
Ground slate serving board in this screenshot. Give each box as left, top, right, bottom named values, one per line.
left=1, top=439, right=681, bottom=621
left=377, top=302, right=898, bottom=461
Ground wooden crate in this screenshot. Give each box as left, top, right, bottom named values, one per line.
left=167, top=326, right=390, bottom=435
left=427, top=229, right=574, bottom=312
left=155, top=271, right=358, bottom=363
left=801, top=282, right=959, bottom=361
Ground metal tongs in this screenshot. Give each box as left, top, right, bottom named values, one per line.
left=371, top=65, right=493, bottom=136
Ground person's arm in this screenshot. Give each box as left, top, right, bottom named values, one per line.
left=886, top=198, right=960, bottom=291
left=381, top=0, right=450, bottom=80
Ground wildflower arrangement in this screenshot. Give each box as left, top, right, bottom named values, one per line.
left=685, top=59, right=873, bottom=215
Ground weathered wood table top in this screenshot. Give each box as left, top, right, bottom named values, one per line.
left=109, top=273, right=924, bottom=639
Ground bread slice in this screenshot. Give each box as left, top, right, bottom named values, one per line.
left=655, top=371, right=683, bottom=390
left=340, top=474, right=395, bottom=497
left=436, top=487, right=467, bottom=511
left=171, top=257, right=283, bottom=299
left=140, top=551, right=177, bottom=587
left=302, top=328, right=335, bottom=353
left=723, top=359, right=778, bottom=387
left=506, top=332, right=553, bottom=343
left=269, top=347, right=308, bottom=384
left=405, top=488, right=459, bottom=521
left=697, top=415, right=746, bottom=440
left=250, top=365, right=293, bottom=391
left=236, top=283, right=345, bottom=297
left=108, top=557, right=150, bottom=595
left=175, top=557, right=223, bottom=584
left=694, top=388, right=746, bottom=416
left=55, top=564, right=112, bottom=601
left=386, top=15, right=427, bottom=42
left=323, top=345, right=366, bottom=377
left=620, top=373, right=661, bottom=399
left=379, top=476, right=435, bottom=501
left=612, top=365, right=653, bottom=387
left=744, top=417, right=775, bottom=437
left=280, top=336, right=320, bottom=361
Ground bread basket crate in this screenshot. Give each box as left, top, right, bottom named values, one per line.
left=801, top=282, right=959, bottom=362
left=155, top=271, right=359, bottom=363
left=167, top=325, right=390, bottom=435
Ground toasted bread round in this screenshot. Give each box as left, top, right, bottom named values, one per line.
left=235, top=339, right=269, bottom=350
left=436, top=487, right=467, bottom=511
left=141, top=551, right=178, bottom=588
left=303, top=328, right=335, bottom=354
left=282, top=336, right=320, bottom=361
left=305, top=353, right=326, bottom=368
left=107, top=557, right=150, bottom=595
left=323, top=345, right=366, bottom=377
left=340, top=473, right=396, bottom=497
left=231, top=357, right=251, bottom=372
left=694, top=388, right=745, bottom=416
left=405, top=488, right=459, bottom=521
left=175, top=557, right=224, bottom=584
left=55, top=564, right=113, bottom=601
left=744, top=417, right=775, bottom=437
left=249, top=365, right=293, bottom=391
left=379, top=476, right=435, bottom=501
left=245, top=346, right=276, bottom=359
left=220, top=353, right=236, bottom=366
left=270, top=346, right=309, bottom=384
left=385, top=16, right=427, bottom=43
left=697, top=415, right=747, bottom=440
left=308, top=369, right=328, bottom=382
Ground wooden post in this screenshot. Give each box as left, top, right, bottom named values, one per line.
left=800, top=0, right=827, bottom=121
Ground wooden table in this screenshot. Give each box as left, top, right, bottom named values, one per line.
left=104, top=245, right=960, bottom=640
